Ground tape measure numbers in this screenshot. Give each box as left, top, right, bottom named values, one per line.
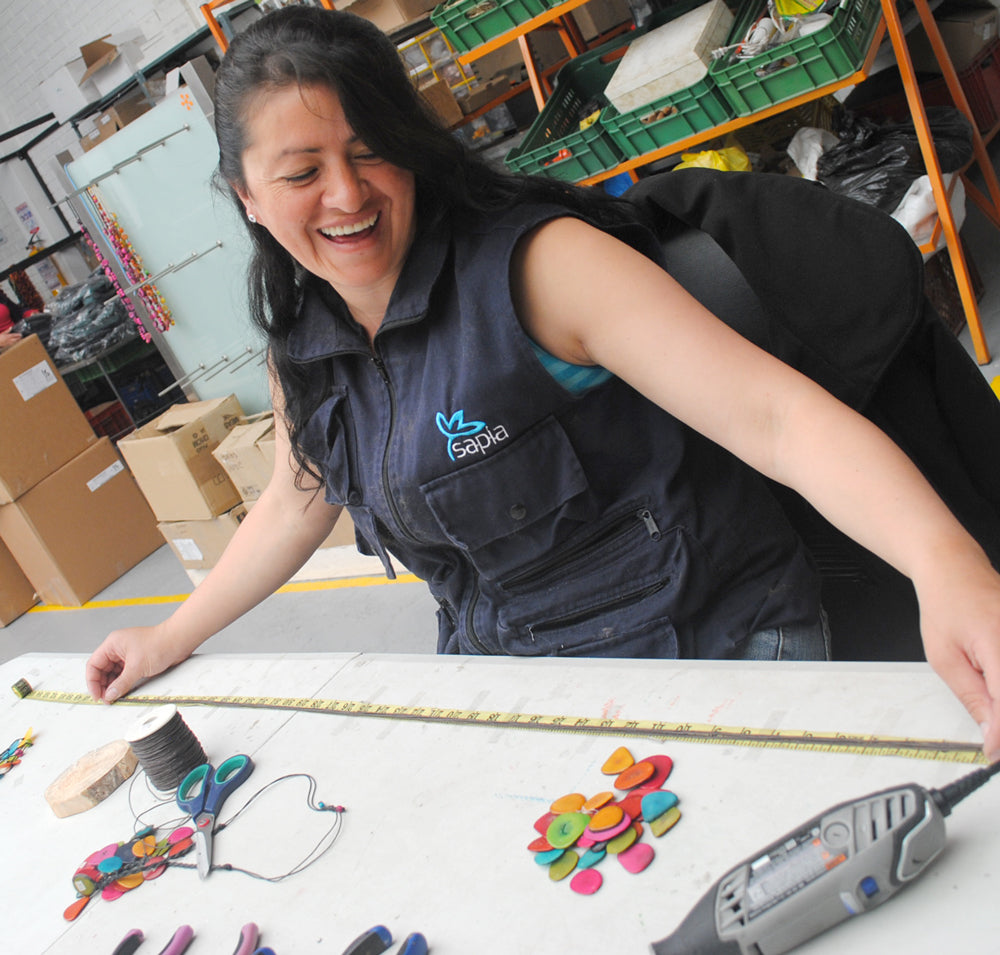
left=23, top=688, right=986, bottom=764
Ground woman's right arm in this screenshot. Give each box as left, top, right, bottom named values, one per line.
left=86, top=375, right=341, bottom=702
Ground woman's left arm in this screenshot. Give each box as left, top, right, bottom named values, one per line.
left=512, top=217, right=1000, bottom=760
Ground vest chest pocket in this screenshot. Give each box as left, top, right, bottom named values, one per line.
left=297, top=386, right=355, bottom=505
left=420, top=416, right=598, bottom=581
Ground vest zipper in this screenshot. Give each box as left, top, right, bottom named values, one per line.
left=370, top=351, right=422, bottom=547
left=464, top=580, right=490, bottom=654
left=371, top=349, right=490, bottom=654
left=527, top=578, right=669, bottom=641
left=503, top=506, right=662, bottom=592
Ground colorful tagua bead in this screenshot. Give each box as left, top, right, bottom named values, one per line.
left=529, top=750, right=684, bottom=897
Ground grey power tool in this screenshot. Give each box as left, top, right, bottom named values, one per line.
left=651, top=762, right=999, bottom=954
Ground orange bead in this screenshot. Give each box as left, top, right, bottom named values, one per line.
left=550, top=792, right=586, bottom=813
left=601, top=746, right=634, bottom=775
left=583, top=791, right=615, bottom=812
left=614, top=760, right=655, bottom=791
left=590, top=804, right=625, bottom=832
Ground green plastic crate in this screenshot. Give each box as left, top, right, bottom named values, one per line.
left=602, top=75, right=734, bottom=158
left=504, top=50, right=628, bottom=181
left=709, top=0, right=882, bottom=116
left=505, top=0, right=709, bottom=181
left=431, top=0, right=548, bottom=55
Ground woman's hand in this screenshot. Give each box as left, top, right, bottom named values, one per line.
left=512, top=216, right=1000, bottom=761
left=914, top=551, right=1000, bottom=762
left=86, top=623, right=185, bottom=703
left=0, top=331, right=22, bottom=348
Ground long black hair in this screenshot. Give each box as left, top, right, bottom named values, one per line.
left=213, top=5, right=640, bottom=480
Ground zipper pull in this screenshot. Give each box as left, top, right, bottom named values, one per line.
left=638, top=508, right=661, bottom=541
left=371, top=353, right=389, bottom=383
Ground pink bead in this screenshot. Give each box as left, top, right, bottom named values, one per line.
left=618, top=842, right=655, bottom=874
left=570, top=868, right=603, bottom=895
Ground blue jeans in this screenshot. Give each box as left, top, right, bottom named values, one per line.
left=733, top=609, right=832, bottom=661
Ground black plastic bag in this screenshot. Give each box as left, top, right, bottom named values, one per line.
left=816, top=106, right=973, bottom=212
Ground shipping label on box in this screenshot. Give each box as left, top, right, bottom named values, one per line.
left=0, top=335, right=96, bottom=505
left=0, top=438, right=161, bottom=607
left=158, top=504, right=248, bottom=570
left=117, top=395, right=245, bottom=522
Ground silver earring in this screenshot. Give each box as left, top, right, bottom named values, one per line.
left=247, top=213, right=257, bottom=224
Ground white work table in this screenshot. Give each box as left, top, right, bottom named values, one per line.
left=1, top=651, right=995, bottom=954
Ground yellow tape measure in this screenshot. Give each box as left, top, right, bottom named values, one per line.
left=23, top=687, right=986, bottom=764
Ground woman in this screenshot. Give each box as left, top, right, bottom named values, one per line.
left=86, top=7, right=1000, bottom=761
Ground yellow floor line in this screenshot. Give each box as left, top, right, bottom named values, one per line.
left=27, top=573, right=422, bottom=613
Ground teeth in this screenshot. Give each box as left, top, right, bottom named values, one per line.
left=320, top=213, right=378, bottom=238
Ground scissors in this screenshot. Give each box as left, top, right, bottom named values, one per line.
left=176, top=754, right=254, bottom=879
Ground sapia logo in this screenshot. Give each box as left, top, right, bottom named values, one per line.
left=436, top=410, right=509, bottom=461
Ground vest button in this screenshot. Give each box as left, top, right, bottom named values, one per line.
left=509, top=504, right=527, bottom=521
left=347, top=490, right=362, bottom=506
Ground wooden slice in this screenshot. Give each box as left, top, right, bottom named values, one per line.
left=45, top=740, right=137, bottom=818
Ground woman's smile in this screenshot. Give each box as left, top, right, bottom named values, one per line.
left=236, top=84, right=416, bottom=317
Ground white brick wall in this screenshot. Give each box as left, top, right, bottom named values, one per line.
left=0, top=0, right=206, bottom=277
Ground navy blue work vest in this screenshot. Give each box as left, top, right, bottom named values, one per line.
left=287, top=203, right=819, bottom=658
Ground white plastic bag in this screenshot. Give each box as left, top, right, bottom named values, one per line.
left=890, top=173, right=966, bottom=260
left=787, top=126, right=839, bottom=180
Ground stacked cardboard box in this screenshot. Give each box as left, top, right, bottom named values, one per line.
left=0, top=336, right=161, bottom=610
left=118, top=395, right=248, bottom=573
left=0, top=537, right=37, bottom=627
left=211, top=412, right=358, bottom=552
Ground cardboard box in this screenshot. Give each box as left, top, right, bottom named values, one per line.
left=39, top=59, right=100, bottom=123
left=573, top=0, right=632, bottom=40
left=420, top=78, right=464, bottom=127
left=117, top=396, right=244, bottom=522
left=459, top=76, right=512, bottom=114
left=244, top=496, right=359, bottom=550
left=79, top=95, right=154, bottom=152
left=212, top=415, right=276, bottom=503
left=0, top=335, right=97, bottom=505
left=604, top=0, right=735, bottom=112
left=0, top=538, right=38, bottom=627
left=337, top=0, right=437, bottom=33
left=106, top=94, right=153, bottom=128
left=909, top=5, right=1000, bottom=72
left=0, top=439, right=162, bottom=607
left=79, top=35, right=145, bottom=97
left=80, top=112, right=121, bottom=152
left=158, top=504, right=247, bottom=570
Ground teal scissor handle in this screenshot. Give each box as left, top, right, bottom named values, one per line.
left=177, top=754, right=254, bottom=819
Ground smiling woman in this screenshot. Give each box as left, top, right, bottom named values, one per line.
left=84, top=5, right=1000, bottom=767
left=234, top=84, right=416, bottom=334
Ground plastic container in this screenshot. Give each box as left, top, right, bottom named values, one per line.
left=431, top=0, right=548, bottom=55
left=602, top=75, right=734, bottom=157
left=505, top=0, right=707, bottom=180
left=916, top=39, right=1000, bottom=133
left=504, top=45, right=628, bottom=180
left=848, top=39, right=1000, bottom=134
left=709, top=0, right=883, bottom=116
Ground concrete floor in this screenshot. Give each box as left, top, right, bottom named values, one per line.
left=3, top=141, right=999, bottom=671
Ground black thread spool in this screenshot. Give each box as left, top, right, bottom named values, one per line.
left=126, top=704, right=207, bottom=792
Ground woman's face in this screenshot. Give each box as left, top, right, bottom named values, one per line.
left=235, top=83, right=417, bottom=303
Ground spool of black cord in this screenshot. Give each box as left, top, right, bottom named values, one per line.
left=125, top=704, right=207, bottom=792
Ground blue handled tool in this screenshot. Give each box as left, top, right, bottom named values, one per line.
left=340, top=926, right=428, bottom=955
left=175, top=754, right=254, bottom=879
left=111, top=929, right=144, bottom=955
